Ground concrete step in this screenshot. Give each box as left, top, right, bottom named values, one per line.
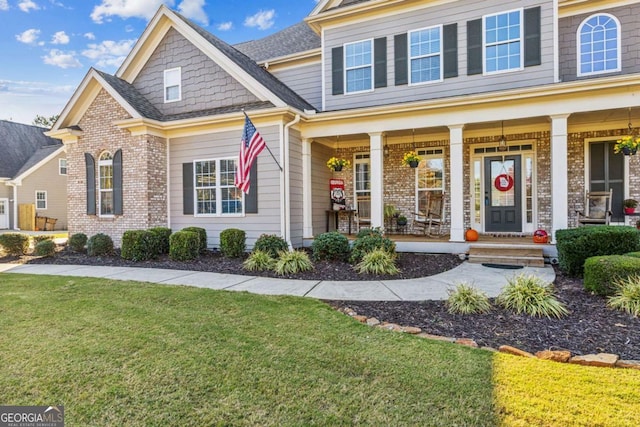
left=468, top=244, right=545, bottom=267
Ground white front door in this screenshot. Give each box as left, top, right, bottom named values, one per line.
left=0, top=199, right=8, bottom=229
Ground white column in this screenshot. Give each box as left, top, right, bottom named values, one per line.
left=550, top=114, right=570, bottom=242
left=302, top=138, right=313, bottom=238
left=449, top=125, right=465, bottom=242
left=369, top=132, right=384, bottom=229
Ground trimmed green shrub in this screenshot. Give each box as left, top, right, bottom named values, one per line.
left=169, top=231, right=200, bottom=261
left=497, top=274, right=568, bottom=318
left=583, top=255, right=640, bottom=296
left=87, top=233, right=114, bottom=257
left=311, top=231, right=350, bottom=261
left=350, top=230, right=395, bottom=264
left=556, top=226, right=640, bottom=277
left=355, top=227, right=384, bottom=239
left=625, top=252, right=640, bottom=258
left=0, top=233, right=30, bottom=256
left=182, top=226, right=207, bottom=253
left=148, top=227, right=172, bottom=254
left=355, top=248, right=399, bottom=275
left=121, top=230, right=158, bottom=261
left=446, top=283, right=492, bottom=315
left=34, top=239, right=56, bottom=257
left=608, top=275, right=640, bottom=317
left=274, top=250, right=313, bottom=275
left=254, top=234, right=288, bottom=259
left=220, top=228, right=246, bottom=258
left=32, top=235, right=55, bottom=245
left=68, top=233, right=88, bottom=252
left=243, top=250, right=276, bottom=271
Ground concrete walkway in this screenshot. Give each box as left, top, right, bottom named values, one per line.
left=0, top=262, right=555, bottom=301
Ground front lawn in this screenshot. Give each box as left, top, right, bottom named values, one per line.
left=0, top=274, right=639, bottom=426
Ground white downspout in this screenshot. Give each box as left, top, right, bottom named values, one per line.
left=8, top=183, right=19, bottom=230
left=283, top=114, right=301, bottom=250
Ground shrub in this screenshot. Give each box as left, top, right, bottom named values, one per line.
left=148, top=227, right=172, bottom=254
left=68, top=233, right=88, bottom=252
left=220, top=228, right=246, bottom=258
left=583, top=255, right=640, bottom=296
left=87, top=233, right=114, bottom=257
left=0, top=233, right=30, bottom=256
left=34, top=239, right=56, bottom=257
left=355, top=249, right=399, bottom=275
left=608, top=275, right=640, bottom=317
left=32, top=235, right=55, bottom=245
left=350, top=230, right=395, bottom=264
left=497, top=274, right=568, bottom=318
left=274, top=250, right=313, bottom=275
left=556, top=226, right=640, bottom=277
left=311, top=231, right=350, bottom=261
left=254, top=234, right=288, bottom=259
left=355, top=227, right=384, bottom=239
left=446, top=283, right=492, bottom=315
left=169, top=231, right=200, bottom=261
left=625, top=252, right=640, bottom=259
left=243, top=250, right=276, bottom=271
left=182, top=226, right=207, bottom=253
left=121, top=230, right=158, bottom=262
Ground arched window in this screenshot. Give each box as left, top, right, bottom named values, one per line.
left=577, top=14, right=620, bottom=76
left=98, top=151, right=113, bottom=215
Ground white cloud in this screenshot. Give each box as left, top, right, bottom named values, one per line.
left=244, top=9, right=275, bottom=31
left=84, top=32, right=96, bottom=40
left=217, top=21, right=232, bottom=31
left=0, top=79, right=75, bottom=125
left=16, top=28, right=42, bottom=45
left=82, top=39, right=136, bottom=69
left=177, top=0, right=208, bottom=25
left=18, top=0, right=40, bottom=12
left=90, top=0, right=171, bottom=24
left=0, top=0, right=9, bottom=11
left=51, top=30, right=70, bottom=45
left=42, top=49, right=82, bottom=68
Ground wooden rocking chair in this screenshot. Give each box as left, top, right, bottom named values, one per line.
left=413, top=192, right=444, bottom=235
left=576, top=189, right=613, bottom=226
left=354, top=196, right=371, bottom=232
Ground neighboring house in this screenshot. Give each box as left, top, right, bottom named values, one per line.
left=0, top=120, right=67, bottom=230
left=47, top=1, right=640, bottom=249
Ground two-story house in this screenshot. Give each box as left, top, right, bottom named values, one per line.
left=47, top=1, right=640, bottom=250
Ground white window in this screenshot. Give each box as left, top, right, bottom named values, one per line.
left=194, top=158, right=243, bottom=216
left=484, top=9, right=523, bottom=74
left=416, top=149, right=444, bottom=214
left=345, top=40, right=372, bottom=93
left=59, top=158, right=67, bottom=175
left=409, top=26, right=443, bottom=84
left=577, top=14, right=621, bottom=76
left=164, top=67, right=181, bottom=102
left=98, top=151, right=113, bottom=216
left=35, top=191, right=47, bottom=210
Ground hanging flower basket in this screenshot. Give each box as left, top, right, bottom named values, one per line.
left=402, top=151, right=421, bottom=168
left=326, top=157, right=350, bottom=171
left=614, top=136, right=640, bottom=155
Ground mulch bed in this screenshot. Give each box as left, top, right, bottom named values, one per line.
left=3, top=247, right=639, bottom=359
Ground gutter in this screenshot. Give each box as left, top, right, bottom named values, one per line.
left=6, top=183, right=19, bottom=230
left=282, top=114, right=301, bottom=250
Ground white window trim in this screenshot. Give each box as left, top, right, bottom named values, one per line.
left=193, top=158, right=244, bottom=218
left=353, top=153, right=371, bottom=203
left=482, top=8, right=524, bottom=76
left=35, top=190, right=47, bottom=210
left=408, top=25, right=444, bottom=86
left=576, top=13, right=621, bottom=77
left=98, top=151, right=114, bottom=218
left=414, top=149, right=445, bottom=214
left=344, top=39, right=374, bottom=95
left=164, top=67, right=182, bottom=103
left=59, top=158, right=67, bottom=175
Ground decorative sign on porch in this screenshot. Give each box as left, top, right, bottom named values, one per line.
left=330, top=179, right=346, bottom=210
left=494, top=173, right=514, bottom=192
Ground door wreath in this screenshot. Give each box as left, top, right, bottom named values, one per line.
left=494, top=173, right=514, bottom=192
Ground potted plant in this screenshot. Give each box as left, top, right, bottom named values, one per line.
left=624, top=199, right=638, bottom=214
left=402, top=151, right=421, bottom=168
left=396, top=215, right=408, bottom=226
left=326, top=157, right=350, bottom=171
left=614, top=136, right=640, bottom=155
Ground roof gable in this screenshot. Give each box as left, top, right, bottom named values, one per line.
left=0, top=120, right=62, bottom=179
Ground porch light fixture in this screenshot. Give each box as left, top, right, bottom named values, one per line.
left=383, top=135, right=390, bottom=157
left=498, top=121, right=508, bottom=152
left=628, top=108, right=637, bottom=140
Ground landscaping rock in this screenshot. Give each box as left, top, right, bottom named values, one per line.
left=455, top=338, right=479, bottom=348
left=379, top=322, right=403, bottom=332
left=366, top=317, right=380, bottom=326
left=615, top=360, right=640, bottom=370
left=569, top=353, right=619, bottom=368
left=353, top=315, right=367, bottom=323
left=499, top=345, right=535, bottom=358
left=417, top=333, right=455, bottom=343
left=401, top=326, right=422, bottom=334
left=535, top=350, right=572, bottom=363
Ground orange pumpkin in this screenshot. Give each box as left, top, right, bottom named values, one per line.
left=465, top=229, right=479, bottom=242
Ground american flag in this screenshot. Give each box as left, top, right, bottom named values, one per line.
left=235, top=113, right=266, bottom=194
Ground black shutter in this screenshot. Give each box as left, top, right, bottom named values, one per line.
left=467, top=19, right=483, bottom=75
left=374, top=37, right=387, bottom=88
left=524, top=6, right=541, bottom=67
left=245, top=162, right=258, bottom=214
left=84, top=153, right=96, bottom=215
left=394, top=33, right=408, bottom=85
left=331, top=46, right=344, bottom=95
left=182, top=162, right=194, bottom=215
left=113, top=149, right=123, bottom=215
left=443, top=23, right=458, bottom=78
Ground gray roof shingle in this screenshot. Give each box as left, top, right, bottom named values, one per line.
left=0, top=120, right=62, bottom=179
left=234, top=22, right=320, bottom=62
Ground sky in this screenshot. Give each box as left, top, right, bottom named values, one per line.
left=0, top=0, right=321, bottom=125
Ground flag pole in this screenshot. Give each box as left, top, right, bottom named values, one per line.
left=243, top=110, right=282, bottom=172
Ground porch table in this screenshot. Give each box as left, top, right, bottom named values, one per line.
left=326, top=209, right=356, bottom=234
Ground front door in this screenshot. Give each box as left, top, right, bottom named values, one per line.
left=484, top=155, right=521, bottom=232
left=0, top=199, right=8, bottom=229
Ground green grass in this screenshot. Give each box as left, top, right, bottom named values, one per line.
left=1, top=274, right=639, bottom=426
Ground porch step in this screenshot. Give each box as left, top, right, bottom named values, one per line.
left=467, top=244, right=545, bottom=268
